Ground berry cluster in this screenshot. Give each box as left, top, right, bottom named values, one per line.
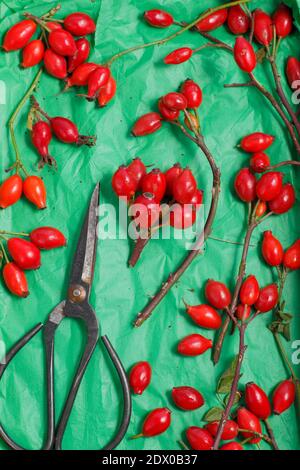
left=262, top=231, right=300, bottom=271
left=0, top=174, right=46, bottom=210
left=235, top=132, right=296, bottom=215
left=0, top=227, right=66, bottom=297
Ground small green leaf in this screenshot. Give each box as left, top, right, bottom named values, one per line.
left=203, top=407, right=224, bottom=423
left=217, top=355, right=239, bottom=394
left=256, top=48, right=266, bottom=63
left=224, top=391, right=241, bottom=407
left=283, top=323, right=291, bottom=342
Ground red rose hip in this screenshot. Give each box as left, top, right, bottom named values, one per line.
left=172, top=386, right=204, bottom=411
left=129, top=361, right=152, bottom=395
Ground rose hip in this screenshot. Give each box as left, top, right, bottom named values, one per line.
left=48, top=29, right=77, bottom=57
left=23, top=175, right=46, bottom=209
left=165, top=164, right=183, bottom=195
left=44, top=49, right=67, bottom=79
left=30, top=227, right=66, bottom=250
left=141, top=169, right=166, bottom=202
left=283, top=239, right=300, bottom=270
left=0, top=174, right=23, bottom=209
left=240, top=133, right=274, bottom=152
left=112, top=165, right=137, bottom=199
left=21, top=39, right=45, bottom=68
left=286, top=57, right=300, bottom=89
left=273, top=4, right=293, bottom=38
left=268, top=183, right=295, bottom=214
left=234, top=37, right=256, bottom=73
left=144, top=10, right=173, bottom=28
left=234, top=168, right=257, bottom=202
left=180, top=79, right=203, bottom=108
left=256, top=172, right=283, bottom=201
left=255, top=201, right=267, bottom=218
left=133, top=193, right=161, bottom=230
left=172, top=386, right=204, bottom=411
left=86, top=66, right=110, bottom=100
left=237, top=407, right=262, bottom=444
left=253, top=9, right=273, bottom=46
left=127, top=158, right=146, bottom=190
left=3, top=262, right=29, bottom=298
left=158, top=99, right=180, bottom=121
left=205, top=420, right=238, bottom=440
left=132, top=113, right=162, bottom=136
left=129, top=361, right=152, bottom=395
left=68, top=38, right=90, bottom=73
left=273, top=378, right=296, bottom=415
left=177, top=334, right=213, bottom=356
left=205, top=279, right=231, bottom=309
left=7, top=238, right=41, bottom=270
left=135, top=408, right=171, bottom=438
left=162, top=92, right=187, bottom=111
left=245, top=382, right=271, bottom=420
left=195, top=9, right=228, bottom=32
left=186, top=427, right=213, bottom=450
left=239, top=275, right=260, bottom=306
left=31, top=121, right=54, bottom=168
left=262, top=231, right=284, bottom=266
left=227, top=5, right=250, bottom=35
left=220, top=442, right=243, bottom=450
left=47, top=22, right=63, bottom=32
left=172, top=168, right=197, bottom=204
left=164, top=47, right=193, bottom=65
left=170, top=204, right=197, bottom=229
left=64, top=12, right=96, bottom=36
left=185, top=304, right=222, bottom=329
left=236, top=304, right=251, bottom=321
left=250, top=152, right=270, bottom=173
left=254, top=284, right=279, bottom=313
left=97, top=76, right=117, bottom=107
left=50, top=117, right=95, bottom=146
left=3, top=19, right=37, bottom=52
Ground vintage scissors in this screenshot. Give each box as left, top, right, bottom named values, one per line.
left=0, top=183, right=132, bottom=450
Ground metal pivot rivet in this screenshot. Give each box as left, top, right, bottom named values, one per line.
left=68, top=285, right=86, bottom=303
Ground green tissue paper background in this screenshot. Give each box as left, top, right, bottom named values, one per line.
left=0, top=0, right=299, bottom=451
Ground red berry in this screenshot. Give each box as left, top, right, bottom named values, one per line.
left=2, top=19, right=37, bottom=52
left=245, top=382, right=271, bottom=420
left=169, top=203, right=197, bottom=229
left=237, top=407, right=262, bottom=444
left=64, top=12, right=96, bottom=36
left=87, top=66, right=110, bottom=100
left=241, top=133, right=274, bottom=152
left=31, top=121, right=53, bottom=166
left=158, top=98, right=180, bottom=121
left=255, top=201, right=267, bottom=218
left=21, top=39, right=45, bottom=68
left=47, top=21, right=63, bottom=32
left=172, top=168, right=197, bottom=204
left=286, top=57, right=300, bottom=90
left=144, top=9, right=173, bottom=28
left=254, top=284, right=278, bottom=313
left=7, top=238, right=41, bottom=271
left=23, top=175, right=47, bottom=209
left=256, top=172, right=283, bottom=202
left=205, top=279, right=231, bottom=309
left=205, top=420, right=238, bottom=440
left=66, top=62, right=99, bottom=88
left=234, top=168, right=257, bottom=202
left=177, top=334, right=212, bottom=356
left=164, top=47, right=193, bottom=65
left=273, top=4, right=293, bottom=38
left=227, top=6, right=250, bottom=35
left=132, top=113, right=162, bottom=137
left=240, top=275, right=260, bottom=306
left=262, top=231, right=284, bottom=266
left=180, top=79, right=203, bottom=108
left=44, top=49, right=67, bottom=79
left=220, top=442, right=243, bottom=450
left=50, top=117, right=95, bottom=146
left=195, top=9, right=228, bottom=32
left=3, top=262, right=29, bottom=298
left=162, top=92, right=188, bottom=111
left=186, top=427, right=213, bottom=450
left=185, top=304, right=222, bottom=329
left=141, top=169, right=166, bottom=202
left=49, top=29, right=77, bottom=56
left=30, top=227, right=66, bottom=250
left=269, top=183, right=296, bottom=214
left=236, top=304, right=251, bottom=321
left=112, top=165, right=137, bottom=199
left=140, top=408, right=171, bottom=437
left=127, top=158, right=146, bottom=191
left=0, top=174, right=23, bottom=209
left=250, top=152, right=270, bottom=173
left=129, top=361, right=152, bottom=395
left=189, top=189, right=204, bottom=208
left=133, top=193, right=161, bottom=230
left=253, top=9, right=273, bottom=46
left=172, top=386, right=204, bottom=411
left=283, top=239, right=300, bottom=270
left=273, top=378, right=296, bottom=415
left=165, top=164, right=183, bottom=195
left=97, top=76, right=117, bottom=107
left=234, top=37, right=257, bottom=73
left=68, top=38, right=90, bottom=73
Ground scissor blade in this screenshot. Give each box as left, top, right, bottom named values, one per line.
left=68, top=183, right=100, bottom=294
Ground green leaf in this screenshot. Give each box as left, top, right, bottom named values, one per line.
left=283, top=323, right=291, bottom=342
left=217, top=355, right=239, bottom=394
left=203, top=407, right=224, bottom=423
left=224, top=391, right=242, bottom=407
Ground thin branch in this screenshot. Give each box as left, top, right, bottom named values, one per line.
left=264, top=419, right=279, bottom=450
left=267, top=160, right=300, bottom=170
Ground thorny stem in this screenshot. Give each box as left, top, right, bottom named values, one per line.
left=106, top=0, right=250, bottom=67
left=213, top=323, right=247, bottom=450
left=134, top=125, right=221, bottom=327
left=8, top=68, right=43, bottom=176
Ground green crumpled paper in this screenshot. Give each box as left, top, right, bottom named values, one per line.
left=285, top=0, right=300, bottom=30
left=0, top=0, right=299, bottom=451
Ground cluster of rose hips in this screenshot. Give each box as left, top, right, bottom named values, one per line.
left=262, top=231, right=300, bottom=272
left=234, top=132, right=296, bottom=216
left=0, top=227, right=66, bottom=298
left=112, top=158, right=203, bottom=231
left=30, top=97, right=96, bottom=168
left=143, top=5, right=293, bottom=74
left=0, top=174, right=46, bottom=211
left=132, top=79, right=202, bottom=137
left=2, top=11, right=116, bottom=107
